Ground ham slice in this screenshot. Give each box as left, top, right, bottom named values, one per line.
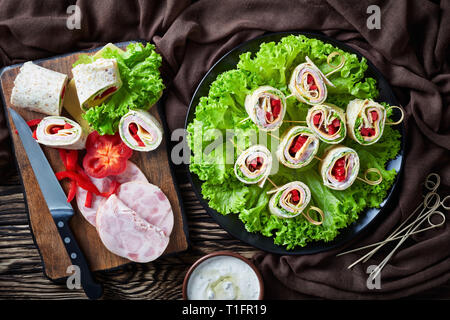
left=76, top=161, right=148, bottom=226
left=116, top=181, right=174, bottom=237
left=96, top=195, right=169, bottom=263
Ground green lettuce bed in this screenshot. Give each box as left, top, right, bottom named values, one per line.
left=187, top=35, right=401, bottom=249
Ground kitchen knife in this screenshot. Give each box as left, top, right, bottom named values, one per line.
left=9, top=108, right=103, bottom=300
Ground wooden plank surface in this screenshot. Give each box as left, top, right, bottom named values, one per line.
left=0, top=43, right=188, bottom=280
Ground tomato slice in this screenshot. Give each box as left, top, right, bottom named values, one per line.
left=82, top=131, right=133, bottom=178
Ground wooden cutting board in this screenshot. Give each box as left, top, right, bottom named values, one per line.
left=0, top=42, right=189, bottom=280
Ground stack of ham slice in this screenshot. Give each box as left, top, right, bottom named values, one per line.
left=75, top=161, right=174, bottom=263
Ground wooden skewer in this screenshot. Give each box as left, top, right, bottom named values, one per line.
left=337, top=173, right=448, bottom=276
left=239, top=116, right=251, bottom=124
left=266, top=177, right=278, bottom=189
left=324, top=51, right=346, bottom=77
left=267, top=132, right=281, bottom=141
left=284, top=120, right=307, bottom=123
left=385, top=106, right=405, bottom=126
left=355, top=168, right=383, bottom=185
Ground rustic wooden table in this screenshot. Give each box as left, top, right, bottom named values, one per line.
left=0, top=166, right=449, bottom=299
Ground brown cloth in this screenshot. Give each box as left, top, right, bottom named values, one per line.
left=1, top=0, right=449, bottom=299
left=154, top=0, right=450, bottom=299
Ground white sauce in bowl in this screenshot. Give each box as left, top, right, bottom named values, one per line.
left=186, top=255, right=261, bottom=300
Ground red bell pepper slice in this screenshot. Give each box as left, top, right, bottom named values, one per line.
left=67, top=180, right=77, bottom=203
left=26, top=119, right=42, bottom=127
left=58, top=149, right=68, bottom=167
left=65, top=150, right=78, bottom=172
left=55, top=171, right=101, bottom=195
left=85, top=191, right=93, bottom=208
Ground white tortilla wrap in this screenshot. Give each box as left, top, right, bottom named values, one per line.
left=10, top=62, right=68, bottom=116
left=306, top=103, right=346, bottom=144
left=234, top=144, right=272, bottom=187
left=35, top=116, right=87, bottom=150
left=72, top=58, right=122, bottom=109
left=244, top=86, right=286, bottom=131
left=119, top=110, right=163, bottom=152
left=319, top=145, right=360, bottom=190
left=346, top=99, right=386, bottom=146
left=269, top=181, right=311, bottom=218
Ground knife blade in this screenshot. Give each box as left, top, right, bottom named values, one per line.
left=9, top=108, right=103, bottom=300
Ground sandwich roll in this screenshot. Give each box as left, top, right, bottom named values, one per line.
left=119, top=110, right=163, bottom=152
left=10, top=62, right=68, bottom=116
left=306, top=103, right=346, bottom=144
left=276, top=126, right=319, bottom=169
left=35, top=116, right=87, bottom=150
left=234, top=145, right=272, bottom=187
left=320, top=145, right=360, bottom=190
left=346, top=99, right=386, bottom=146
left=72, top=58, right=122, bottom=109
left=268, top=181, right=324, bottom=224
left=288, top=56, right=334, bottom=105
left=244, top=86, right=287, bottom=131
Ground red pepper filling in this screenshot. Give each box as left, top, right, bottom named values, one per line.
left=60, top=85, right=66, bottom=102
left=327, top=118, right=341, bottom=135
left=265, top=99, right=281, bottom=123
left=289, top=135, right=308, bottom=157
left=49, top=123, right=73, bottom=134
left=371, top=111, right=378, bottom=121
left=307, top=74, right=317, bottom=90
left=290, top=189, right=300, bottom=204
left=313, top=113, right=322, bottom=126
left=360, top=127, right=376, bottom=137
left=313, top=113, right=340, bottom=135
left=331, top=157, right=347, bottom=182
left=129, top=123, right=145, bottom=147
left=94, top=86, right=117, bottom=100
left=248, top=156, right=263, bottom=172
left=360, top=111, right=379, bottom=137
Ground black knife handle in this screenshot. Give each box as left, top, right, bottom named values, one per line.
left=54, top=215, right=103, bottom=300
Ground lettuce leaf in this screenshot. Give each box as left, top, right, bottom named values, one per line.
left=73, top=43, right=164, bottom=135
left=188, top=34, right=401, bottom=249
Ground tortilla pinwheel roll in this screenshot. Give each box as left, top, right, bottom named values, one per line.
left=276, top=126, right=319, bottom=169
left=119, top=110, right=163, bottom=152
left=346, top=99, right=386, bottom=146
left=244, top=86, right=287, bottom=131
left=72, top=58, right=122, bottom=109
left=320, top=145, right=360, bottom=190
left=10, top=62, right=68, bottom=116
left=268, top=181, right=311, bottom=219
left=35, top=116, right=86, bottom=150
left=234, top=145, right=272, bottom=186
left=306, top=104, right=346, bottom=144
left=288, top=56, right=334, bottom=105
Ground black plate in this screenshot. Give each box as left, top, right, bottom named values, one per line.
left=184, top=31, right=405, bottom=255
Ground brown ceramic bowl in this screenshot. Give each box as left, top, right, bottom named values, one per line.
left=182, top=251, right=264, bottom=300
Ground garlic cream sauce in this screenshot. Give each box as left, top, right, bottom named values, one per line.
left=187, top=255, right=260, bottom=300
